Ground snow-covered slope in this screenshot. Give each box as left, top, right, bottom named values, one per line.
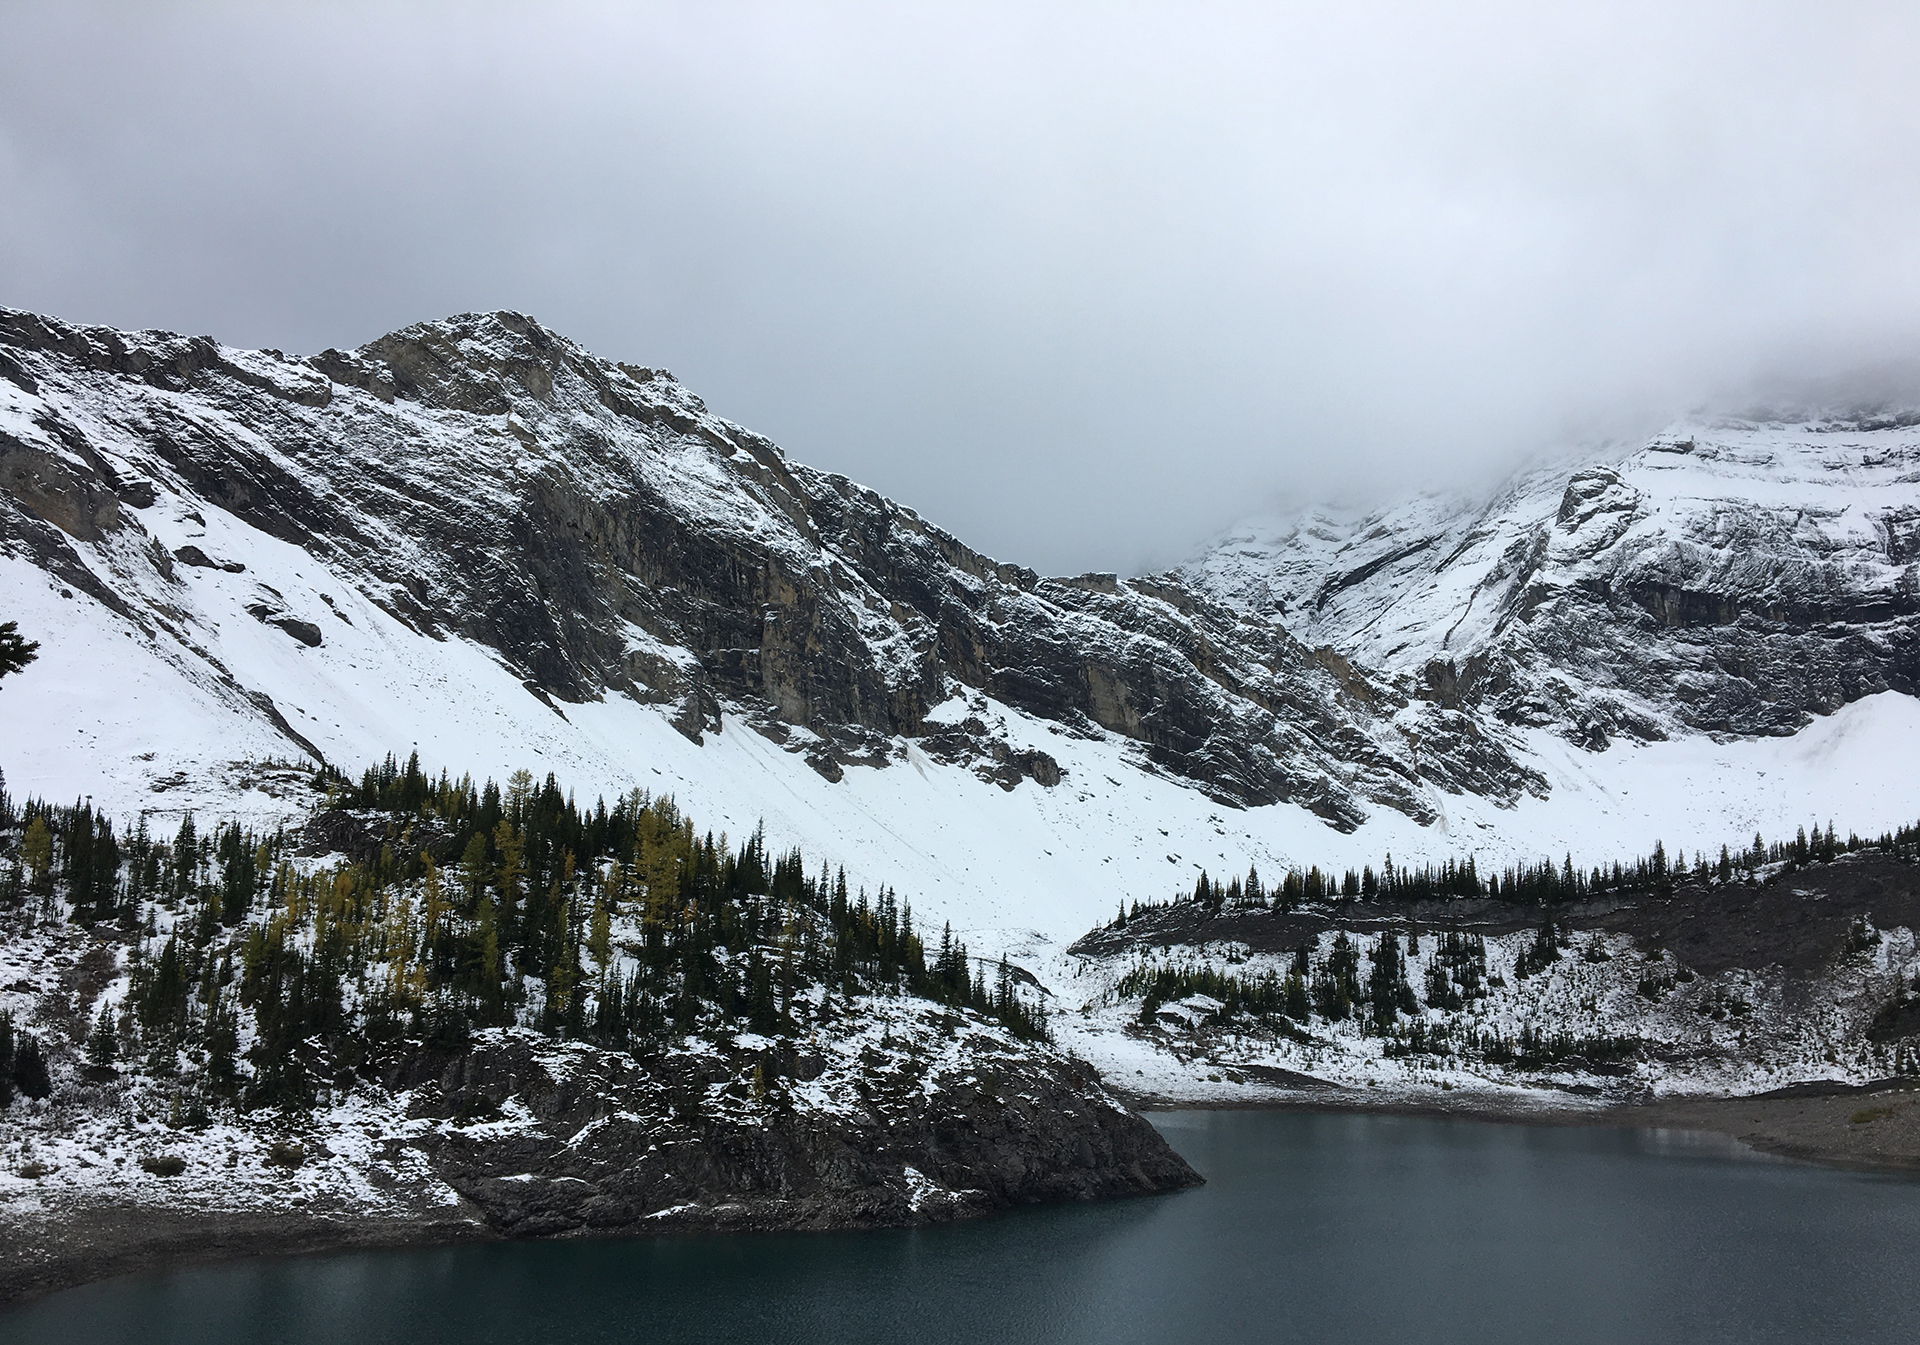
left=1185, top=416, right=1920, bottom=748
left=6, top=308, right=1920, bottom=955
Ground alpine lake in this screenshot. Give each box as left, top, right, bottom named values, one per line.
left=8, top=1109, right=1920, bottom=1344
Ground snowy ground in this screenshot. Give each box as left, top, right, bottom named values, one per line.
left=1049, top=918, right=1920, bottom=1109
left=8, top=532, right=1920, bottom=968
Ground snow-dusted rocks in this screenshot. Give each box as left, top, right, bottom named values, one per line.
left=1057, top=851, right=1920, bottom=1107
left=1182, top=416, right=1920, bottom=747
left=0, top=305, right=1537, bottom=837
left=0, top=953, right=1195, bottom=1306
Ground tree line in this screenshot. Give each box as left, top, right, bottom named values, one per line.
left=1110, top=814, right=1916, bottom=926
left=1104, top=809, right=1920, bottom=1070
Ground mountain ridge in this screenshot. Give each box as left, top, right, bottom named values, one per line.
left=1182, top=414, right=1920, bottom=748
left=0, top=304, right=1539, bottom=828
left=6, top=305, right=1920, bottom=951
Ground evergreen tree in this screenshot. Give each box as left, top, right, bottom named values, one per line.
left=1367, top=932, right=1417, bottom=1028
left=219, top=823, right=256, bottom=925
left=170, top=814, right=199, bottom=907
left=0, top=619, right=39, bottom=682
left=85, top=1006, right=118, bottom=1072
left=207, top=1004, right=241, bottom=1095
left=1516, top=918, right=1565, bottom=978
left=21, top=816, right=52, bottom=895
left=11, top=1033, right=50, bottom=1101
left=65, top=802, right=98, bottom=919
left=1312, top=933, right=1362, bottom=1020
left=1282, top=968, right=1310, bottom=1020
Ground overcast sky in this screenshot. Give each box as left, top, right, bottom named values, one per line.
left=5, top=2, right=1920, bottom=573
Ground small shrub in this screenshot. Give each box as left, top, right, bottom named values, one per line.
left=266, top=1141, right=305, bottom=1169
left=1843, top=917, right=1882, bottom=959
left=17, top=1160, right=51, bottom=1179
left=139, top=1154, right=187, bottom=1177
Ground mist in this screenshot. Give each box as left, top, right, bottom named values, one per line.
left=4, top=1, right=1919, bottom=574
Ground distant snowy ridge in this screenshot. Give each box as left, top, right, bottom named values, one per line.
left=1182, top=415, right=1920, bottom=748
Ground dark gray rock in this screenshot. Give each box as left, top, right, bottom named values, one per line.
left=0, top=306, right=1547, bottom=825
left=376, top=1024, right=1199, bottom=1237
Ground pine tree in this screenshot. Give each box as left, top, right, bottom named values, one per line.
left=86, top=1006, right=118, bottom=1073
left=12, top=1033, right=50, bottom=1101
left=66, top=803, right=99, bottom=919
left=21, top=815, right=52, bottom=894
left=170, top=814, right=199, bottom=907
left=1283, top=970, right=1310, bottom=1020
left=588, top=899, right=612, bottom=985
left=460, top=831, right=491, bottom=905
left=219, top=824, right=256, bottom=925
left=1517, top=918, right=1564, bottom=978
left=1367, top=932, right=1416, bottom=1029
left=0, top=620, right=40, bottom=682
left=207, top=1004, right=241, bottom=1095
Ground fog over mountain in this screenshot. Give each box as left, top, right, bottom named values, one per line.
left=4, top=1, right=1920, bottom=574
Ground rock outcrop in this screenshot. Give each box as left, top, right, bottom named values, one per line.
left=0, top=963, right=1197, bottom=1305
left=395, top=1015, right=1196, bottom=1237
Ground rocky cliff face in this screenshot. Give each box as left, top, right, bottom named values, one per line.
left=399, top=1013, right=1195, bottom=1238
left=0, top=307, right=1541, bottom=827
left=8, top=303, right=1920, bottom=890
left=1183, top=418, right=1920, bottom=749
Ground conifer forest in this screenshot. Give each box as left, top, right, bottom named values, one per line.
left=0, top=752, right=1048, bottom=1120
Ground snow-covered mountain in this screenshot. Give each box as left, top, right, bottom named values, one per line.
left=1183, top=416, right=1920, bottom=749
left=5, top=307, right=1920, bottom=948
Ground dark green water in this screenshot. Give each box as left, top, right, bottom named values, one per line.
left=9, top=1110, right=1920, bottom=1344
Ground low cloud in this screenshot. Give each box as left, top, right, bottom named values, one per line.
left=5, top=1, right=1918, bottom=573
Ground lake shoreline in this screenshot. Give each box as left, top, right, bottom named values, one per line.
left=0, top=1165, right=1194, bottom=1312
left=10, top=1082, right=1918, bottom=1315
left=12, top=1107, right=1919, bottom=1344
left=0, top=1206, right=496, bottom=1311
left=1133, top=1077, right=1920, bottom=1176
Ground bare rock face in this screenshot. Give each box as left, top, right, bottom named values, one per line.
left=0, top=306, right=1547, bottom=827
left=383, top=1013, right=1200, bottom=1238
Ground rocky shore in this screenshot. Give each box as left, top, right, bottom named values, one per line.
left=1130, top=1080, right=1920, bottom=1178
left=1612, top=1079, right=1920, bottom=1174
left=0, top=1001, right=1199, bottom=1308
